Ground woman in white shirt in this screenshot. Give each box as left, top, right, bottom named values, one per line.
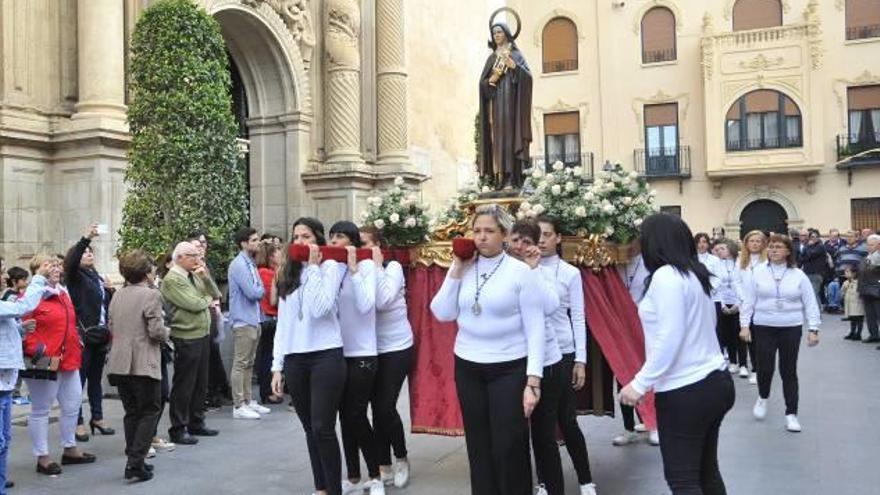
left=271, top=217, right=346, bottom=495
left=736, top=230, right=767, bottom=384
left=739, top=234, right=820, bottom=433
left=430, top=204, right=545, bottom=495
left=328, top=221, right=384, bottom=495
left=714, top=240, right=745, bottom=376
left=621, top=213, right=734, bottom=495
left=360, top=226, right=413, bottom=489
left=696, top=232, right=723, bottom=348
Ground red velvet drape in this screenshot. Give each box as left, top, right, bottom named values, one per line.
left=581, top=268, right=657, bottom=430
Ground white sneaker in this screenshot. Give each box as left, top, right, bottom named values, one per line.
left=380, top=469, right=394, bottom=486
left=393, top=458, right=410, bottom=488
left=146, top=446, right=156, bottom=458
left=753, top=398, right=768, bottom=420
left=342, top=480, right=363, bottom=494
left=739, top=366, right=750, bottom=378
left=535, top=485, right=549, bottom=495
left=785, top=414, right=802, bottom=432
left=633, top=423, right=647, bottom=433
left=748, top=372, right=758, bottom=384
left=580, top=482, right=598, bottom=495
left=151, top=437, right=176, bottom=452
left=233, top=405, right=261, bottom=419
left=612, top=431, right=640, bottom=446
left=648, top=430, right=660, bottom=446
left=247, top=400, right=271, bottom=415
left=365, top=479, right=385, bottom=495
left=728, top=363, right=739, bottom=373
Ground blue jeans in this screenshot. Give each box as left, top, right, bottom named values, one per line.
left=0, top=390, right=12, bottom=494
left=826, top=279, right=841, bottom=309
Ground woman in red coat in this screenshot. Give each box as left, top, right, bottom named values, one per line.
left=22, top=255, right=95, bottom=476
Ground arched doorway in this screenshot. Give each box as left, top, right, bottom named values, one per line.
left=739, top=199, right=788, bottom=238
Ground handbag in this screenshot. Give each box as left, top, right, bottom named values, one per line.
left=860, top=283, right=880, bottom=299
left=78, top=317, right=111, bottom=348
left=21, top=308, right=71, bottom=381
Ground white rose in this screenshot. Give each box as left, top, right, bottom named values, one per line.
left=574, top=206, right=587, bottom=217
left=545, top=174, right=555, bottom=183
left=622, top=176, right=632, bottom=186
left=605, top=225, right=615, bottom=236
left=593, top=178, right=604, bottom=188
left=404, top=217, right=417, bottom=228
left=374, top=196, right=383, bottom=207
left=481, top=186, right=491, bottom=193
left=521, top=201, right=532, bottom=210
left=533, top=167, right=544, bottom=178
left=603, top=204, right=616, bottom=214
left=532, top=204, right=545, bottom=215
left=573, top=166, right=584, bottom=176
left=516, top=211, right=526, bottom=220
left=650, top=189, right=658, bottom=196
left=553, top=161, right=565, bottom=171
left=551, top=184, right=562, bottom=196
left=622, top=197, right=633, bottom=206
left=389, top=213, right=400, bottom=224
left=629, top=171, right=639, bottom=179
left=392, top=187, right=402, bottom=195
left=583, top=192, right=594, bottom=202
left=634, top=218, right=643, bottom=227
left=394, top=176, right=405, bottom=186
left=565, top=181, right=576, bottom=192
left=374, top=219, right=386, bottom=229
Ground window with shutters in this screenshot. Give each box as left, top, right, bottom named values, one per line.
left=544, top=112, right=580, bottom=166
left=725, top=90, right=802, bottom=151
left=732, top=0, right=783, bottom=31
left=847, top=85, right=880, bottom=146
left=846, top=0, right=880, bottom=40
left=851, top=197, right=880, bottom=232
left=660, top=205, right=682, bottom=217
left=641, top=7, right=676, bottom=64
left=542, top=18, right=578, bottom=73
left=644, top=103, right=679, bottom=174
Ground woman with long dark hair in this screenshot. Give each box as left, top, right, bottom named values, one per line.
left=255, top=243, right=284, bottom=405
left=271, top=218, right=346, bottom=495
left=430, top=204, right=545, bottom=495
left=620, top=213, right=734, bottom=495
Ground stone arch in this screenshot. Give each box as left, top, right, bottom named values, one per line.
left=631, top=0, right=684, bottom=34
left=533, top=8, right=587, bottom=47
left=725, top=186, right=803, bottom=239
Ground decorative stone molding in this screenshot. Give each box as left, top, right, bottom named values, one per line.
left=324, top=0, right=363, bottom=164
left=803, top=0, right=823, bottom=70
left=833, top=70, right=880, bottom=132
left=738, top=54, right=785, bottom=71
left=701, top=13, right=715, bottom=80
left=242, top=0, right=316, bottom=70
left=532, top=8, right=587, bottom=47
left=532, top=99, right=590, bottom=153
left=630, top=90, right=690, bottom=142
left=375, top=0, right=410, bottom=167
left=726, top=185, right=802, bottom=227
left=723, top=0, right=791, bottom=21
left=835, top=0, right=844, bottom=11
left=325, top=0, right=361, bottom=69
left=631, top=0, right=684, bottom=35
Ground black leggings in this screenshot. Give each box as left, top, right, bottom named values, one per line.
left=153, top=345, right=172, bottom=438
left=455, top=356, right=531, bottom=495
left=850, top=316, right=865, bottom=337
left=372, top=347, right=414, bottom=466
left=656, top=370, right=735, bottom=495
left=718, top=309, right=745, bottom=366
left=558, top=353, right=592, bottom=484
left=754, top=325, right=802, bottom=415
left=255, top=319, right=277, bottom=402
left=341, top=356, right=380, bottom=480
left=531, top=360, right=564, bottom=495
left=285, top=348, right=347, bottom=495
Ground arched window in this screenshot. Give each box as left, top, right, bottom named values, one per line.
left=732, top=0, right=783, bottom=31
left=641, top=7, right=676, bottom=64
left=542, top=17, right=578, bottom=73
left=846, top=0, right=880, bottom=40
left=725, top=89, right=802, bottom=151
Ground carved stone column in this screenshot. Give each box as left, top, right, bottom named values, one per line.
left=375, top=0, right=409, bottom=167
left=73, top=0, right=126, bottom=120
left=324, top=0, right=363, bottom=165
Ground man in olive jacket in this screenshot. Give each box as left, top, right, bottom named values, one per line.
left=161, top=241, right=222, bottom=445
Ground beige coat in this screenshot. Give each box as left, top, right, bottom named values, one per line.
left=107, top=282, right=170, bottom=381
left=843, top=279, right=865, bottom=318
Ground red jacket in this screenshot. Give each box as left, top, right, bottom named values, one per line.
left=258, top=267, right=277, bottom=317
left=23, top=289, right=82, bottom=371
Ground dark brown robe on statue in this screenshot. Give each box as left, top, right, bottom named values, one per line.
left=478, top=46, right=533, bottom=189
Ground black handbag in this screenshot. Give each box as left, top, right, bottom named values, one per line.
left=78, top=318, right=111, bottom=348
left=21, top=308, right=71, bottom=381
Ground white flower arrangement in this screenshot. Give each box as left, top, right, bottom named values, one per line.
left=361, top=176, right=430, bottom=246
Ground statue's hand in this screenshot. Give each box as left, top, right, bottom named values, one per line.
left=488, top=72, right=500, bottom=85
left=504, top=56, right=516, bottom=69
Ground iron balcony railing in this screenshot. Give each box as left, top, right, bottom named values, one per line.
left=642, top=48, right=676, bottom=64
left=633, top=145, right=691, bottom=179
left=530, top=152, right=595, bottom=180
left=726, top=136, right=803, bottom=152
left=542, top=59, right=578, bottom=73
left=846, top=24, right=880, bottom=41
left=837, top=133, right=880, bottom=164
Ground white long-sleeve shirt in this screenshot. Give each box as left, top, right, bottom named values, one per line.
left=272, top=261, right=344, bottom=371
left=540, top=255, right=587, bottom=364
left=618, top=254, right=649, bottom=304
left=375, top=261, right=413, bottom=354
left=430, top=253, right=547, bottom=378
left=632, top=265, right=726, bottom=395
left=739, top=262, right=821, bottom=330
left=533, top=263, right=562, bottom=367
left=699, top=252, right=723, bottom=301
left=714, top=258, right=741, bottom=306
left=338, top=260, right=378, bottom=357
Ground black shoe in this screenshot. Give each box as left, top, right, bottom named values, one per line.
left=5, top=480, right=13, bottom=488
left=90, top=420, right=116, bottom=436
left=61, top=452, right=96, bottom=465
left=844, top=333, right=858, bottom=340
left=124, top=464, right=154, bottom=482
left=144, top=462, right=154, bottom=472
left=862, top=337, right=880, bottom=343
left=36, top=462, right=62, bottom=475
left=169, top=433, right=198, bottom=445
left=188, top=427, right=219, bottom=437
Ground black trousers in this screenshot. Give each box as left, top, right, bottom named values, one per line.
left=153, top=344, right=172, bottom=438
left=78, top=343, right=107, bottom=424
left=455, top=356, right=531, bottom=495
left=557, top=353, right=592, bottom=484
left=372, top=346, right=413, bottom=466
left=718, top=309, right=746, bottom=367
left=285, top=348, right=347, bottom=495
left=114, top=375, right=161, bottom=468
left=850, top=316, right=865, bottom=337
left=169, top=335, right=210, bottom=436
left=656, top=370, right=735, bottom=495
left=532, top=360, right=564, bottom=495
left=341, top=356, right=380, bottom=480
left=754, top=325, right=802, bottom=415
left=207, top=310, right=231, bottom=401
left=865, top=296, right=880, bottom=339
left=255, top=319, right=277, bottom=402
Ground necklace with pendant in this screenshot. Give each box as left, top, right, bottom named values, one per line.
left=472, top=253, right=506, bottom=316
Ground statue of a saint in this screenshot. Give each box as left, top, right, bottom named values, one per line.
left=478, top=14, right=532, bottom=190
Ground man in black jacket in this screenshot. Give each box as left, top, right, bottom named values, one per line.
left=64, top=224, right=116, bottom=441
left=800, top=229, right=829, bottom=308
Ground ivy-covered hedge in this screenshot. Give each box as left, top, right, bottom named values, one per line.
left=120, top=0, right=248, bottom=272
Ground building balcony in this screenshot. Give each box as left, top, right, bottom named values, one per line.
left=634, top=145, right=691, bottom=179
left=530, top=152, right=594, bottom=180
left=846, top=24, right=880, bottom=41
left=542, top=59, right=578, bottom=74
left=642, top=48, right=676, bottom=65
left=836, top=134, right=880, bottom=186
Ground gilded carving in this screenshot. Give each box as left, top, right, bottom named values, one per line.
left=242, top=0, right=315, bottom=68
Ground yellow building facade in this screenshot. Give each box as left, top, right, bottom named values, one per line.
left=508, top=0, right=880, bottom=239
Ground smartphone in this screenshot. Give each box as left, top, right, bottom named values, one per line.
left=96, top=224, right=110, bottom=235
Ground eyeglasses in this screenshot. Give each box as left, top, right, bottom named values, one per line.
left=182, top=253, right=200, bottom=258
